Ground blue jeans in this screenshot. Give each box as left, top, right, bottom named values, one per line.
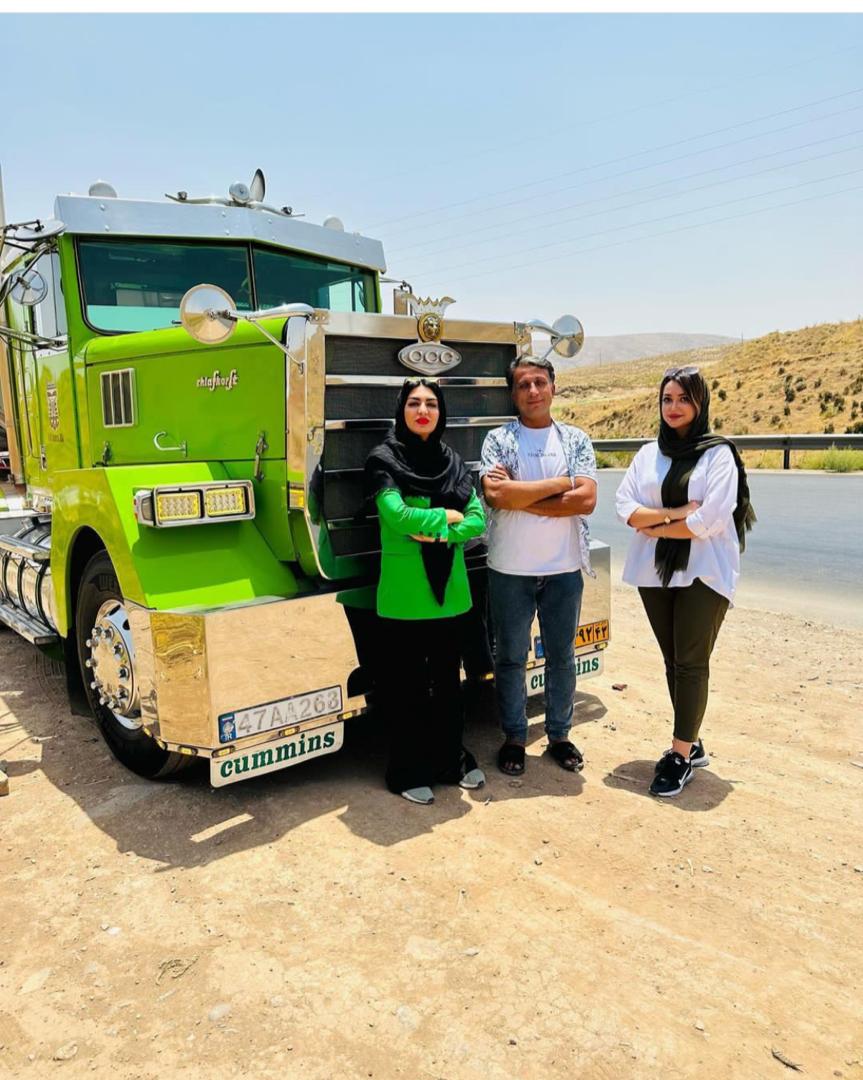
left=488, top=568, right=584, bottom=744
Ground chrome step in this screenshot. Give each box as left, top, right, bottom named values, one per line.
left=0, top=535, right=51, bottom=561
left=0, top=601, right=58, bottom=645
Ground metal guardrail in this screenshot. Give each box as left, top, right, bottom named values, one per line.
left=593, top=433, right=863, bottom=469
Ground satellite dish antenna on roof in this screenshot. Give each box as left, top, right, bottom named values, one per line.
left=323, top=216, right=345, bottom=232
left=88, top=180, right=117, bottom=198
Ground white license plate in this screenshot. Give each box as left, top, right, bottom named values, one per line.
left=210, top=722, right=344, bottom=787
left=218, top=685, right=343, bottom=744
left=526, top=652, right=604, bottom=695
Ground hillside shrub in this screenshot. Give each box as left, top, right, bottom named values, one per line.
left=753, top=411, right=762, bottom=422
left=711, top=378, right=720, bottom=389
left=846, top=421, right=863, bottom=434
left=814, top=377, right=822, bottom=388
left=824, top=423, right=834, bottom=433
left=784, top=405, right=791, bottom=416
left=714, top=417, right=723, bottom=430
left=736, top=379, right=742, bottom=390
left=770, top=414, right=781, bottom=426
left=718, top=388, right=727, bottom=401
left=785, top=387, right=796, bottom=402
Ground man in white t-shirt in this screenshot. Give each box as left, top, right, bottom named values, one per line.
left=480, top=356, right=597, bottom=777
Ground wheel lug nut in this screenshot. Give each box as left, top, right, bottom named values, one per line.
left=118, top=666, right=129, bottom=679
left=85, top=638, right=93, bottom=648
left=90, top=680, right=98, bottom=689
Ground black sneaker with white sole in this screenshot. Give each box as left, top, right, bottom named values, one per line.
left=689, top=739, right=710, bottom=768
left=649, top=752, right=693, bottom=797
left=654, top=739, right=710, bottom=773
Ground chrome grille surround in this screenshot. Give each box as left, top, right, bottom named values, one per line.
left=286, top=310, right=530, bottom=580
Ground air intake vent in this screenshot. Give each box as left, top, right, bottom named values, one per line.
left=100, top=369, right=136, bottom=427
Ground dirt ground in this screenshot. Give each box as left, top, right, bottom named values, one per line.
left=1, top=585, right=861, bottom=1080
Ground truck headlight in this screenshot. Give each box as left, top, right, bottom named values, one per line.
left=134, top=482, right=255, bottom=528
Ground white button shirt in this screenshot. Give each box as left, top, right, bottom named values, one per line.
left=615, top=442, right=741, bottom=603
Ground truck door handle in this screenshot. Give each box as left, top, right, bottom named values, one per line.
left=153, top=431, right=188, bottom=457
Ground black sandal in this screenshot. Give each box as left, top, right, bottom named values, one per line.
left=547, top=740, right=584, bottom=772
left=497, top=742, right=526, bottom=776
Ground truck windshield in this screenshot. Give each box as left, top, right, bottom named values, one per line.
left=78, top=240, right=253, bottom=333
left=78, top=238, right=377, bottom=334
left=253, top=247, right=375, bottom=313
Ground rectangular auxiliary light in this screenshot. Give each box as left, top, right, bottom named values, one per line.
left=204, top=485, right=248, bottom=518
left=155, top=490, right=203, bottom=523
left=134, top=482, right=255, bottom=528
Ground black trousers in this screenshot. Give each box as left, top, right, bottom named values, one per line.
left=379, top=615, right=471, bottom=793
left=638, top=578, right=729, bottom=743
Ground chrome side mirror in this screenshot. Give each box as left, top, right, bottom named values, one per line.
left=179, top=284, right=237, bottom=344
left=178, top=284, right=316, bottom=362
left=9, top=267, right=49, bottom=307
left=525, top=315, right=584, bottom=360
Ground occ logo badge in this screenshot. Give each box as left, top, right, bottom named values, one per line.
left=398, top=295, right=462, bottom=376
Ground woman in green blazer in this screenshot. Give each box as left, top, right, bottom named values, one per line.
left=364, top=379, right=487, bottom=804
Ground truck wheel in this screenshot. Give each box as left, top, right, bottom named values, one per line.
left=75, top=551, right=192, bottom=780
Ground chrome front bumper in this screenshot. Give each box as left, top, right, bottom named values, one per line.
left=127, top=591, right=368, bottom=759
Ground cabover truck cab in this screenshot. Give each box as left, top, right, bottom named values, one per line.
left=0, top=173, right=611, bottom=787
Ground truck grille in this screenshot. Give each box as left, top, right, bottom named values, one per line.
left=322, top=334, right=517, bottom=558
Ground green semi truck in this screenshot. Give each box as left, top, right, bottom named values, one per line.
left=0, top=170, right=610, bottom=787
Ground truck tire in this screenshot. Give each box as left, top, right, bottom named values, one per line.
left=75, top=551, right=193, bottom=780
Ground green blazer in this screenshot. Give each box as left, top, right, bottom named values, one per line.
left=374, top=488, right=486, bottom=620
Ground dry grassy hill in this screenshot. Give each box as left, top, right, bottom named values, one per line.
left=554, top=319, right=863, bottom=440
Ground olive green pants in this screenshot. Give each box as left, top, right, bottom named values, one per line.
left=638, top=578, right=729, bottom=743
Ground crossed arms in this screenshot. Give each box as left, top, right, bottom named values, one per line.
left=482, top=465, right=597, bottom=517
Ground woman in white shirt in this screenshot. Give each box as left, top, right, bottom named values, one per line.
left=615, top=367, right=755, bottom=797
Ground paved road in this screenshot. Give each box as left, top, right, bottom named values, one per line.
left=592, top=470, right=863, bottom=629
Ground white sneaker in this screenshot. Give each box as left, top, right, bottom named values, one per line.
left=401, top=786, right=435, bottom=804
left=459, top=768, right=486, bottom=790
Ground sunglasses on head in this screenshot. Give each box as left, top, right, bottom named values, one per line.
left=663, top=365, right=700, bottom=378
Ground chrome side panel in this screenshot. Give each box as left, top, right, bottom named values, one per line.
left=127, top=592, right=366, bottom=755
left=581, top=539, right=611, bottom=632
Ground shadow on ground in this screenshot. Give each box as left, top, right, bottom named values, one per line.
left=602, top=758, right=735, bottom=810
left=0, top=635, right=606, bottom=866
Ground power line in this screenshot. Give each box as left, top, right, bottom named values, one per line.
left=364, top=41, right=862, bottom=189
left=399, top=141, right=863, bottom=270
left=415, top=168, right=863, bottom=285
left=432, top=181, right=862, bottom=289
left=367, top=86, right=863, bottom=233
left=390, top=121, right=863, bottom=258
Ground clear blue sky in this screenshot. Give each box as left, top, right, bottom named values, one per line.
left=2, top=13, right=861, bottom=338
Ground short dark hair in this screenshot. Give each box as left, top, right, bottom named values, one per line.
left=506, top=355, right=556, bottom=391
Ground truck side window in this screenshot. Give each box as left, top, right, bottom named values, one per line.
left=78, top=240, right=253, bottom=333
left=32, top=253, right=68, bottom=344
left=253, top=247, right=375, bottom=313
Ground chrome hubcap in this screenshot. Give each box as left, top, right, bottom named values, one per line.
left=84, top=600, right=141, bottom=730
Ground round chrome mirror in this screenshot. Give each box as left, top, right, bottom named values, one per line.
left=9, top=267, right=49, bottom=306
left=551, top=315, right=584, bottom=359
left=179, top=284, right=237, bottom=344
left=7, top=218, right=66, bottom=243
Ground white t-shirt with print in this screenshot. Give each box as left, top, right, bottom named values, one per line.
left=487, top=423, right=582, bottom=576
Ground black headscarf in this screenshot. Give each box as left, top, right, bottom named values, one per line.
left=364, top=379, right=475, bottom=605
left=655, top=371, right=756, bottom=588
